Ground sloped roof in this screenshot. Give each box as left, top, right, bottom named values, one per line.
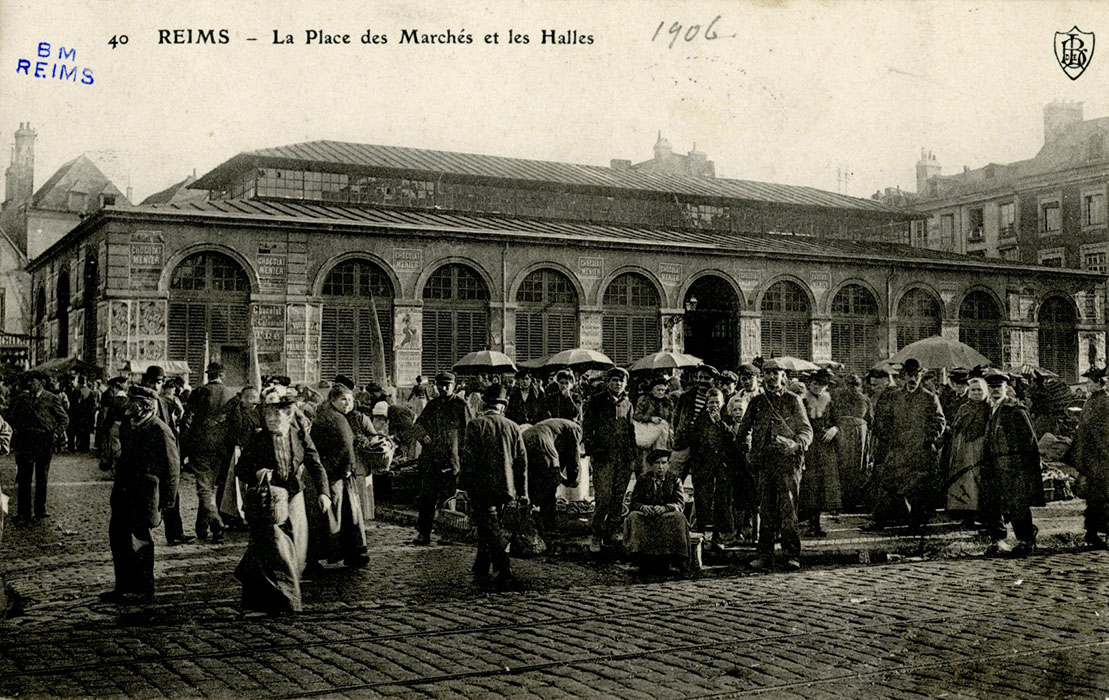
left=140, top=174, right=207, bottom=205
left=921, top=116, right=1109, bottom=199
left=190, top=140, right=903, bottom=214
left=53, top=198, right=1082, bottom=276
left=31, top=155, right=129, bottom=211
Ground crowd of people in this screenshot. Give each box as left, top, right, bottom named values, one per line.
left=1, top=350, right=1107, bottom=616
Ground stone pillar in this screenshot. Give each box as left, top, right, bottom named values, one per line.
left=1001, top=324, right=1038, bottom=367
left=105, top=298, right=168, bottom=375
left=1078, top=329, right=1106, bottom=377
left=739, top=312, right=761, bottom=363
left=250, top=303, right=286, bottom=382
left=392, top=302, right=423, bottom=388
left=284, top=302, right=321, bottom=385
left=940, top=321, right=960, bottom=342
left=810, top=316, right=832, bottom=362
left=660, top=308, right=684, bottom=353
left=579, top=307, right=604, bottom=351
left=503, top=304, right=517, bottom=359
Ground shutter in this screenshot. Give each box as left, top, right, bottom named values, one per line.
left=377, top=306, right=394, bottom=379
left=357, top=308, right=374, bottom=386
left=602, top=316, right=616, bottom=362
left=186, top=303, right=206, bottom=386
left=321, top=306, right=339, bottom=382
left=548, top=312, right=577, bottom=355
left=168, top=302, right=189, bottom=361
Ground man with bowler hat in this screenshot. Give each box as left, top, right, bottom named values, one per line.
left=412, top=371, right=471, bottom=545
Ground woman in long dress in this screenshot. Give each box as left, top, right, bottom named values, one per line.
left=235, top=385, right=330, bottom=614
left=944, top=377, right=990, bottom=524
left=832, top=375, right=871, bottom=513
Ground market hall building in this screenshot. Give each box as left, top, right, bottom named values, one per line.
left=25, top=138, right=1107, bottom=387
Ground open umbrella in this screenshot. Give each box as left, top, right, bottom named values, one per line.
left=627, top=351, right=703, bottom=373
left=768, top=356, right=821, bottom=372
left=543, top=348, right=615, bottom=373
left=518, top=354, right=552, bottom=370
left=814, top=359, right=844, bottom=371
left=881, top=335, right=990, bottom=370
left=452, top=350, right=517, bottom=374
left=1005, top=363, right=1059, bottom=379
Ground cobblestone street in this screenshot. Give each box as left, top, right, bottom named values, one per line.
left=2, top=454, right=1107, bottom=699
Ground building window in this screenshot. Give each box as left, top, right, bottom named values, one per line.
left=830, top=284, right=879, bottom=373
left=896, top=288, right=942, bottom=350
left=168, top=252, right=252, bottom=386
left=1039, top=296, right=1077, bottom=382
left=760, top=280, right=812, bottom=360
left=999, top=246, right=1020, bottom=261
left=1092, top=133, right=1105, bottom=161
left=1081, top=244, right=1108, bottom=273
left=1083, top=192, right=1106, bottom=227
left=999, top=202, right=1015, bottom=238
left=321, top=259, right=395, bottom=384
left=602, top=272, right=660, bottom=366
left=940, top=214, right=954, bottom=245
left=515, top=269, right=579, bottom=362
left=967, top=207, right=984, bottom=242
left=1041, top=201, right=1061, bottom=234
left=1038, top=247, right=1065, bottom=268
left=959, top=291, right=1002, bottom=365
left=421, top=264, right=489, bottom=377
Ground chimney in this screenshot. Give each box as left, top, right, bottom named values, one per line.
left=610, top=159, right=632, bottom=171
left=126, top=186, right=133, bottom=203
left=653, top=131, right=673, bottom=161
left=1044, top=99, right=1084, bottom=145
left=915, top=148, right=941, bottom=194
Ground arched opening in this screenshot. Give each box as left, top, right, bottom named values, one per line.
left=320, top=259, right=394, bottom=387
left=168, top=251, right=251, bottom=386
left=959, top=291, right=1002, bottom=365
left=1038, top=296, right=1078, bottom=382
left=421, top=263, right=489, bottom=376
left=683, top=275, right=739, bottom=370
left=602, top=272, right=661, bottom=366
left=761, top=280, right=812, bottom=360
left=515, top=268, right=578, bottom=361
left=831, top=284, right=880, bottom=373
left=56, top=270, right=70, bottom=358
left=896, top=288, right=942, bottom=350
left=83, top=255, right=99, bottom=366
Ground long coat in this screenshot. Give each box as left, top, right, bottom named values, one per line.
left=114, top=415, right=181, bottom=527
left=312, top=403, right=357, bottom=482
left=983, top=399, right=1044, bottom=511
left=460, top=410, right=528, bottom=506
left=415, top=394, right=471, bottom=475
left=735, top=389, right=814, bottom=474
left=523, top=418, right=582, bottom=491
left=582, top=390, right=635, bottom=463
left=1068, top=390, right=1109, bottom=500
left=183, top=380, right=237, bottom=457
left=10, top=389, right=69, bottom=449
left=883, top=387, right=946, bottom=485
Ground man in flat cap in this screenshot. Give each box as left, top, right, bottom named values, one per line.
left=979, top=369, right=1042, bottom=555
left=583, top=366, right=636, bottom=549
left=871, top=358, right=946, bottom=531
left=460, top=384, right=528, bottom=585
left=672, top=364, right=720, bottom=479
left=735, top=358, right=813, bottom=571
left=1065, top=365, right=1109, bottom=548
left=411, top=371, right=471, bottom=545
left=182, top=361, right=238, bottom=543
left=101, top=385, right=180, bottom=604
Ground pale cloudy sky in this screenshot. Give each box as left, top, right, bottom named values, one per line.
left=0, top=0, right=1105, bottom=203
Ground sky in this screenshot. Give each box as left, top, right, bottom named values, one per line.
left=0, top=0, right=1105, bottom=203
